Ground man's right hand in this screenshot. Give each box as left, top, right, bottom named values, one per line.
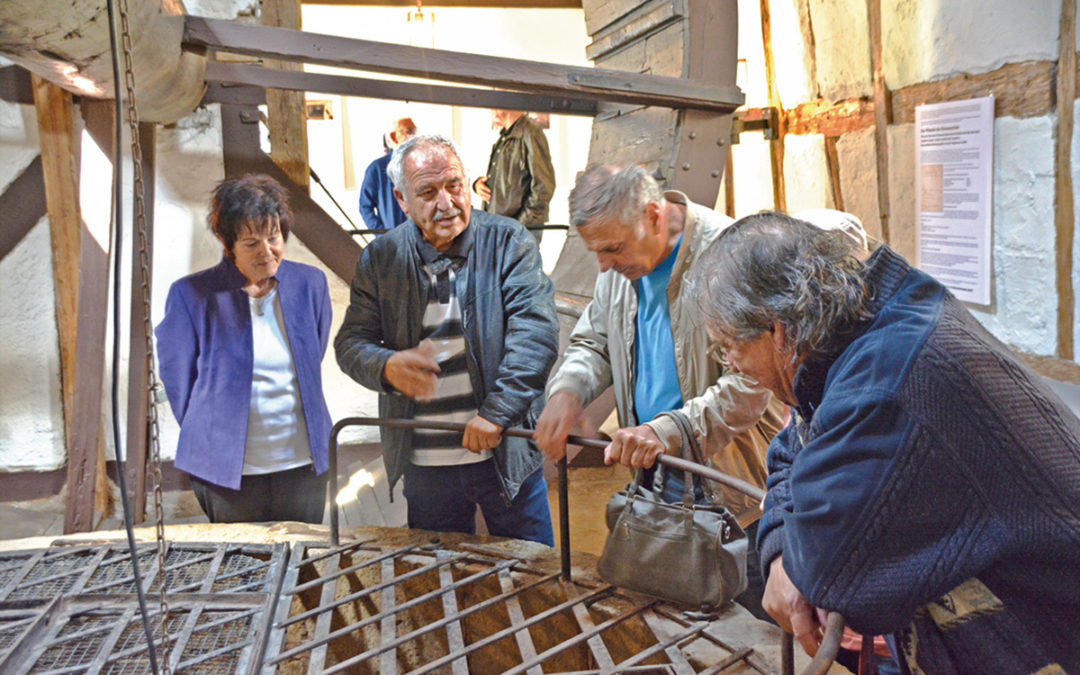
left=763, top=555, right=822, bottom=656
left=383, top=342, right=440, bottom=402
left=473, top=175, right=492, bottom=202
left=534, top=391, right=584, bottom=462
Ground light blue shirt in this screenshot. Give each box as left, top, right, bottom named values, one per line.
left=634, top=235, right=683, bottom=425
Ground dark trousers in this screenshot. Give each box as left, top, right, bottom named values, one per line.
left=190, top=464, right=327, bottom=524
left=402, top=459, right=554, bottom=546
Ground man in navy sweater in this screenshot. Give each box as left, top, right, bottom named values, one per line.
left=359, top=117, right=416, bottom=232
left=693, top=211, right=1080, bottom=673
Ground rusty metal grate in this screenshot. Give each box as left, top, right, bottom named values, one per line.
left=0, top=542, right=287, bottom=674
left=264, top=540, right=773, bottom=674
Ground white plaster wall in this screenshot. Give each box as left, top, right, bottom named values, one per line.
left=834, top=126, right=880, bottom=240
left=0, top=99, right=67, bottom=470
left=962, top=116, right=1057, bottom=354
left=883, top=0, right=1060, bottom=89
left=806, top=0, right=871, bottom=102
left=782, top=134, right=831, bottom=213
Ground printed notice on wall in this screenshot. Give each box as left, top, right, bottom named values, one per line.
left=915, top=96, right=994, bottom=305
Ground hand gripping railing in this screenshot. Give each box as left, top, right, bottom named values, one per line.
left=325, top=417, right=844, bottom=675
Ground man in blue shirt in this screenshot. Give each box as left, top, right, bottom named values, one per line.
left=358, top=117, right=416, bottom=231
left=535, top=164, right=785, bottom=618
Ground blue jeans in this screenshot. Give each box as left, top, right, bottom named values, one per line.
left=402, top=459, right=554, bottom=546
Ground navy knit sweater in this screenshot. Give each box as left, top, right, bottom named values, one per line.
left=758, top=246, right=1080, bottom=673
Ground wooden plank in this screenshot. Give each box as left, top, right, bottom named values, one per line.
left=723, top=145, right=735, bottom=217
left=497, top=568, right=543, bottom=675
left=824, top=135, right=844, bottom=212
left=262, top=0, right=310, bottom=192
left=304, top=0, right=581, bottom=6
left=204, top=61, right=598, bottom=116
left=1057, top=0, right=1077, bottom=360
left=759, top=0, right=787, bottom=211
left=31, top=75, right=80, bottom=450
left=436, top=551, right=468, bottom=675
left=0, top=64, right=34, bottom=104
left=126, top=123, right=156, bottom=524
left=0, top=155, right=46, bottom=261
left=183, top=16, right=744, bottom=112
left=220, top=103, right=362, bottom=284
left=894, top=60, right=1053, bottom=124
left=867, top=0, right=891, bottom=243
left=585, top=0, right=684, bottom=61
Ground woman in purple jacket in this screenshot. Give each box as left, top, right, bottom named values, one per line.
left=155, top=175, right=333, bottom=523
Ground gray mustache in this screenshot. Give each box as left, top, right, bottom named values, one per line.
left=434, top=207, right=462, bottom=221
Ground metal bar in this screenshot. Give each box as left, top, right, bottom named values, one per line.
left=655, top=606, right=773, bottom=675
left=198, top=546, right=229, bottom=593
left=291, top=540, right=376, bottom=571
left=558, top=456, right=572, bottom=581
left=261, top=542, right=307, bottom=674
left=641, top=611, right=697, bottom=675
left=571, top=600, right=616, bottom=670
left=502, top=599, right=657, bottom=675
left=278, top=550, right=462, bottom=628
left=781, top=633, right=794, bottom=675
left=497, top=568, right=543, bottom=675
left=332, top=417, right=766, bottom=501
left=287, top=545, right=421, bottom=596
left=184, top=16, right=744, bottom=112
left=436, top=550, right=468, bottom=675
left=800, top=612, right=845, bottom=675
left=379, top=557, right=397, bottom=675
left=266, top=559, right=517, bottom=666
left=328, top=421, right=341, bottom=547
left=698, top=647, right=755, bottom=674
left=206, top=61, right=599, bottom=116
left=599, top=622, right=708, bottom=674
left=321, top=573, right=560, bottom=675
left=307, top=552, right=341, bottom=671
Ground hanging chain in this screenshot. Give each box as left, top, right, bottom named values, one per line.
left=116, top=0, right=171, bottom=671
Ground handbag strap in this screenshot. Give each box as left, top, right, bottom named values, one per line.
left=655, top=409, right=699, bottom=507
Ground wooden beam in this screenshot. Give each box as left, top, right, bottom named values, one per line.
left=220, top=104, right=362, bottom=284
left=0, top=155, right=46, bottom=261
left=31, top=75, right=80, bottom=464
left=759, top=0, right=786, bottom=211
left=183, top=16, right=745, bottom=112
left=263, top=0, right=310, bottom=192
left=1057, top=0, right=1077, bottom=360
left=126, top=123, right=157, bottom=524
left=204, top=61, right=599, bottom=115
left=668, top=0, right=738, bottom=205
left=867, top=0, right=891, bottom=243
left=823, top=135, right=844, bottom=212
left=303, top=0, right=581, bottom=5
left=0, top=65, right=34, bottom=104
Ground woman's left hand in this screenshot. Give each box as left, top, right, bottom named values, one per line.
left=463, top=415, right=503, bottom=453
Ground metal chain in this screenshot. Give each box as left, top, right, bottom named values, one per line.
left=116, top=0, right=171, bottom=671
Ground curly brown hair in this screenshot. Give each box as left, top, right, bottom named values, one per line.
left=208, top=174, right=292, bottom=253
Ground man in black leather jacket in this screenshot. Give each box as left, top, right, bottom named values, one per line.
left=473, top=110, right=556, bottom=242
left=335, top=134, right=559, bottom=546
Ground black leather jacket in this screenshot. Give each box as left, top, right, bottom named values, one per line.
left=482, top=115, right=556, bottom=227
left=334, top=211, right=559, bottom=501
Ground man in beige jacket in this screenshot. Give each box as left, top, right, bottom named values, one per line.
left=535, top=163, right=785, bottom=619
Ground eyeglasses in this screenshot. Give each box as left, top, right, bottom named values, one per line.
left=706, top=342, right=728, bottom=368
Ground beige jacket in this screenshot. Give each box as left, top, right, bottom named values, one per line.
left=547, top=191, right=786, bottom=525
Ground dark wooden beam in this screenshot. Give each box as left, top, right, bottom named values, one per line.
left=1057, top=0, right=1077, bottom=360
left=220, top=103, right=362, bottom=284
left=126, top=123, right=157, bottom=524
left=0, top=155, right=46, bottom=261
left=823, top=135, right=844, bottom=212
left=668, top=0, right=737, bottom=204
left=183, top=16, right=744, bottom=112
left=205, top=61, right=599, bottom=115
left=867, top=0, right=891, bottom=243
left=0, top=65, right=34, bottom=105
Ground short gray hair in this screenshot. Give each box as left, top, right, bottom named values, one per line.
left=387, top=134, right=463, bottom=193
left=568, top=164, right=662, bottom=228
left=690, top=211, right=873, bottom=364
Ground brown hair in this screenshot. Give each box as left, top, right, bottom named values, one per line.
left=208, top=174, right=292, bottom=253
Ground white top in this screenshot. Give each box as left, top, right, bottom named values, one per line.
left=242, top=287, right=313, bottom=475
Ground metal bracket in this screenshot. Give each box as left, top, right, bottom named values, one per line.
left=731, top=106, right=779, bottom=144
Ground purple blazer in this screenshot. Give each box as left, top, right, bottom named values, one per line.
left=155, top=257, right=333, bottom=489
